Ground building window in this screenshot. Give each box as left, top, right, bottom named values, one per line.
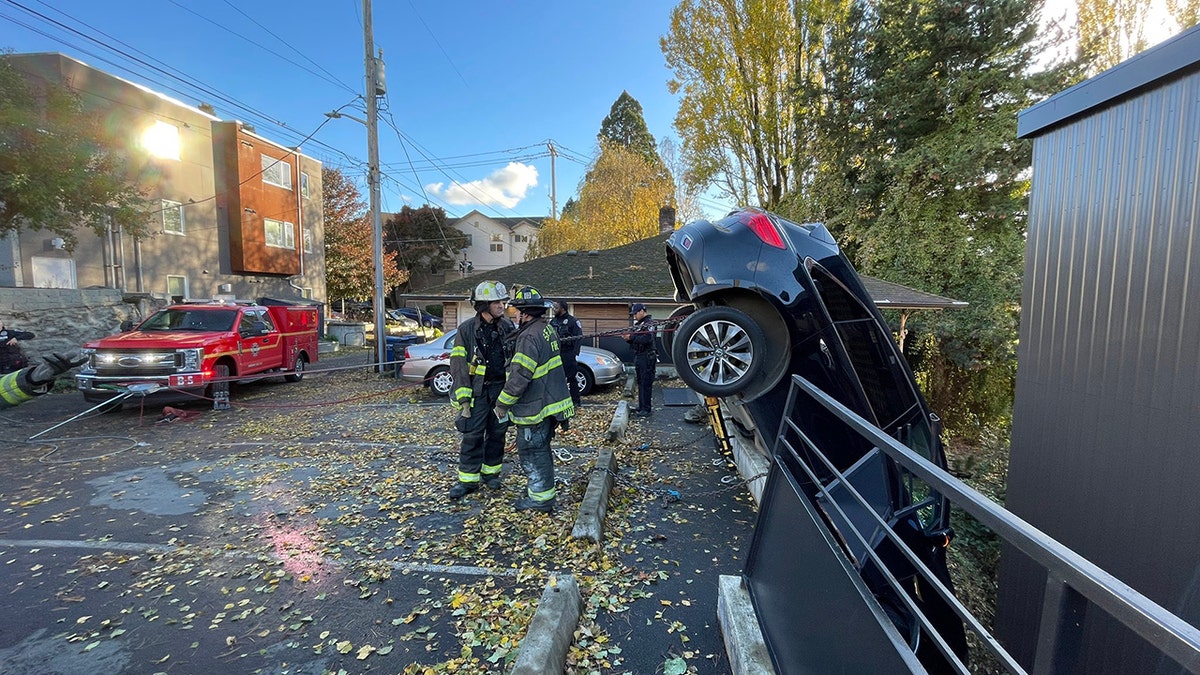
left=162, top=200, right=185, bottom=235
left=490, top=243, right=504, bottom=252
left=463, top=234, right=473, bottom=247
left=491, top=233, right=503, bottom=242
left=303, top=225, right=313, bottom=253
left=261, top=155, right=292, bottom=189
left=264, top=218, right=295, bottom=249
left=300, top=172, right=309, bottom=198
left=513, top=234, right=528, bottom=243
left=167, top=275, right=187, bottom=302
left=142, top=120, right=180, bottom=160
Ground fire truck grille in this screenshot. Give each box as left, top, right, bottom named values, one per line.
left=91, top=351, right=180, bottom=377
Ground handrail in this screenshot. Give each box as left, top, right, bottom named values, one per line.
left=788, top=374, right=1200, bottom=672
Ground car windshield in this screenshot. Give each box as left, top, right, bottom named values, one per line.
left=140, top=308, right=238, bottom=332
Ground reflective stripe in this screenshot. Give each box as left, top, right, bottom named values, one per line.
left=469, top=364, right=490, bottom=377
left=510, top=352, right=537, bottom=373
left=1, top=371, right=34, bottom=407
left=497, top=390, right=518, bottom=406
left=450, top=345, right=467, bottom=357
left=458, top=471, right=481, bottom=483
left=528, top=486, right=556, bottom=501
left=508, top=398, right=574, bottom=426
left=532, top=355, right=563, bottom=378
left=481, top=464, right=501, bottom=476
left=453, top=387, right=473, bottom=402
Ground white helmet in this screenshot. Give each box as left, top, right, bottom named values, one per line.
left=471, top=280, right=509, bottom=303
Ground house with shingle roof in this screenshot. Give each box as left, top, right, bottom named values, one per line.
left=400, top=228, right=964, bottom=361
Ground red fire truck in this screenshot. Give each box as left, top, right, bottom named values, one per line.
left=76, top=298, right=319, bottom=408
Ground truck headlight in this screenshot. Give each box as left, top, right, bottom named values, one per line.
left=80, top=348, right=97, bottom=372
left=180, top=348, right=202, bottom=371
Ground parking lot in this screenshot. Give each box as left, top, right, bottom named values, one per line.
left=0, top=350, right=757, bottom=674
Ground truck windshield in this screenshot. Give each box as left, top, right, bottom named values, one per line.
left=140, top=308, right=238, bottom=332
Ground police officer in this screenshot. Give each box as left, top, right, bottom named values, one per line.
left=549, top=300, right=583, bottom=407
left=493, top=287, right=575, bottom=513
left=447, top=280, right=516, bottom=500
left=625, top=303, right=656, bottom=416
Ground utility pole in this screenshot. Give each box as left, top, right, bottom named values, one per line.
left=548, top=141, right=557, bottom=220
left=364, top=0, right=386, bottom=372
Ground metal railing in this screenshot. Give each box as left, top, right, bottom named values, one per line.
left=769, top=374, right=1200, bottom=673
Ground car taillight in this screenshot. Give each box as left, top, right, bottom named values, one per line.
left=745, top=212, right=786, bottom=249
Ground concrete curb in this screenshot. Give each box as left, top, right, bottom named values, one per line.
left=511, top=573, right=583, bottom=675
left=717, top=574, right=776, bottom=674
left=729, top=432, right=770, bottom=505
left=607, top=400, right=630, bottom=442
left=571, top=447, right=616, bottom=544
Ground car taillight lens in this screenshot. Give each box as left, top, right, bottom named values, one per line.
left=404, top=347, right=412, bottom=359
left=745, top=212, right=786, bottom=249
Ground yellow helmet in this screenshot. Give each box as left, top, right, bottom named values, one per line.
left=471, top=280, right=509, bottom=303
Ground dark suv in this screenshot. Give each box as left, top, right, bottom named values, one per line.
left=665, top=208, right=966, bottom=667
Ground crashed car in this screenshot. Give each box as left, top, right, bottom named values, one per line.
left=665, top=208, right=966, bottom=668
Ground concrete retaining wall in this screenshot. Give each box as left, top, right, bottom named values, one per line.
left=0, top=288, right=165, bottom=356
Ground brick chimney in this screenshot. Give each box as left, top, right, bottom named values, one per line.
left=658, top=205, right=676, bottom=234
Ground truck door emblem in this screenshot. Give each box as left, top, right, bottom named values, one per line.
left=251, top=343, right=260, bottom=356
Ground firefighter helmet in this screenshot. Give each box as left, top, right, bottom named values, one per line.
left=510, top=286, right=548, bottom=313
left=471, top=280, right=509, bottom=303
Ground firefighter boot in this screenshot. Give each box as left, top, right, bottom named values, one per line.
left=448, top=482, right=479, bottom=500
left=514, top=497, right=556, bottom=513
left=484, top=475, right=503, bottom=490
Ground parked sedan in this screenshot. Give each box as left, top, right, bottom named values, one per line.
left=400, top=328, right=623, bottom=397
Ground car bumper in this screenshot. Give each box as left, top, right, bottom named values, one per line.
left=586, top=361, right=624, bottom=387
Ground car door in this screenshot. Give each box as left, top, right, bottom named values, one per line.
left=237, top=309, right=276, bottom=373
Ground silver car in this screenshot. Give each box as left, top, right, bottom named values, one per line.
left=400, top=327, right=624, bottom=397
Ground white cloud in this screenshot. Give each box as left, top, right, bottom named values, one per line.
left=425, top=162, right=538, bottom=209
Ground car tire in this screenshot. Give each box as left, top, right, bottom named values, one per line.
left=574, top=366, right=595, bottom=396
left=285, top=354, right=306, bottom=382
left=672, top=305, right=765, bottom=397
left=208, top=363, right=232, bottom=400
left=427, top=366, right=453, bottom=397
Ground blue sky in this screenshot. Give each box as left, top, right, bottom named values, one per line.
left=1, top=0, right=734, bottom=220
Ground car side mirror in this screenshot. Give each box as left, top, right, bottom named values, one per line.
left=119, top=319, right=134, bottom=332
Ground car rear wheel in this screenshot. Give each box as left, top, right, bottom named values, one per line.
left=427, top=366, right=453, bottom=397
left=672, top=306, right=765, bottom=397
left=574, top=366, right=595, bottom=396
left=285, top=354, right=307, bottom=382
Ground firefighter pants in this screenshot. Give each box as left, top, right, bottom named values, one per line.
left=515, top=418, right=556, bottom=502
left=457, top=380, right=509, bottom=484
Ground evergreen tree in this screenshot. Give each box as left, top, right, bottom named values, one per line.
left=799, top=0, right=1076, bottom=439
left=598, top=91, right=662, bottom=166
left=383, top=205, right=467, bottom=279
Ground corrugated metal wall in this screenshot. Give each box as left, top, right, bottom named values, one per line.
left=998, top=66, right=1200, bottom=672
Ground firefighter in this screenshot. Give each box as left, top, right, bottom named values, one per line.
left=493, top=286, right=575, bottom=513
left=447, top=280, right=516, bottom=500
left=0, top=350, right=86, bottom=409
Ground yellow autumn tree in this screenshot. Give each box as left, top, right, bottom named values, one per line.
left=536, top=141, right=674, bottom=255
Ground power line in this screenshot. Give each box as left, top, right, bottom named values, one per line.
left=217, top=0, right=358, bottom=94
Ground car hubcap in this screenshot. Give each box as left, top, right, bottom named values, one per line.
left=685, top=319, right=753, bottom=386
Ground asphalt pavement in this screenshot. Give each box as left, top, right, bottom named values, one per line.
left=0, top=351, right=758, bottom=674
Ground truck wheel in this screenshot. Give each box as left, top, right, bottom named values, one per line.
left=208, top=363, right=231, bottom=400
left=285, top=354, right=307, bottom=382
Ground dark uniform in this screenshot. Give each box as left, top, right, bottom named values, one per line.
left=626, top=303, right=656, bottom=416
left=448, top=312, right=515, bottom=495
left=549, top=302, right=583, bottom=406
